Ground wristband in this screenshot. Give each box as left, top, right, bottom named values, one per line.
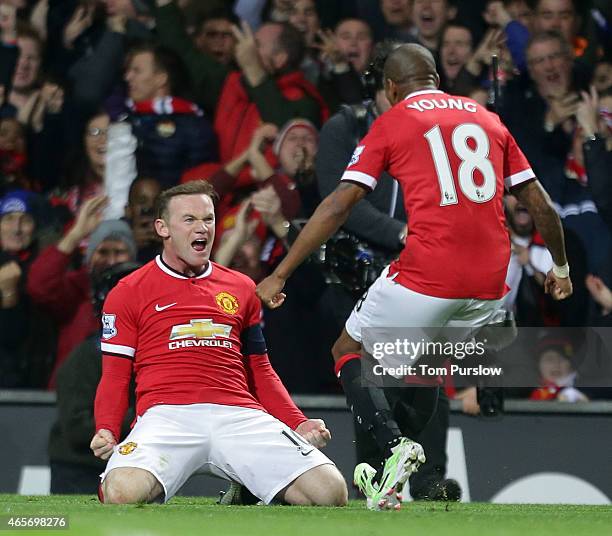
left=552, top=263, right=570, bottom=278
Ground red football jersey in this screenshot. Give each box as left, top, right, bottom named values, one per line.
left=342, top=89, right=535, bottom=299
left=100, top=256, right=269, bottom=419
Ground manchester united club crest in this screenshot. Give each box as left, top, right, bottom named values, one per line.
left=118, top=442, right=138, bottom=455
left=216, top=292, right=239, bottom=315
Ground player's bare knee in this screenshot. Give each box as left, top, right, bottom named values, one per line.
left=102, top=468, right=160, bottom=504
left=317, top=469, right=348, bottom=506
left=305, top=466, right=348, bottom=506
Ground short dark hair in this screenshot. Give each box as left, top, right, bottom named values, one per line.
left=526, top=30, right=573, bottom=61
left=128, top=176, right=162, bottom=206
left=530, top=0, right=576, bottom=12
left=334, top=17, right=373, bottom=36
left=198, top=7, right=239, bottom=29
left=275, top=22, right=306, bottom=71
left=156, top=180, right=218, bottom=220
left=126, top=42, right=192, bottom=98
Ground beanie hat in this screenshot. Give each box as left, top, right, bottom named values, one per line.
left=0, top=190, right=33, bottom=216
left=272, top=119, right=318, bottom=156
left=85, top=219, right=137, bottom=265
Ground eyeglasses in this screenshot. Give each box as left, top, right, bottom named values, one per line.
left=87, top=127, right=108, bottom=137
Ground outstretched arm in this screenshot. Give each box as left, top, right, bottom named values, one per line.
left=510, top=179, right=572, bottom=300
left=256, top=182, right=367, bottom=307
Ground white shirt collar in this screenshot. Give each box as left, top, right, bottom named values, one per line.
left=404, top=89, right=444, bottom=100
left=155, top=255, right=213, bottom=279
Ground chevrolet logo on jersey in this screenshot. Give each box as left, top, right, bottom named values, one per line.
left=168, top=319, right=233, bottom=350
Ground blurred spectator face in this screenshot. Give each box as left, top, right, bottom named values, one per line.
left=89, top=238, right=132, bottom=275
left=533, top=0, right=576, bottom=44
left=278, top=125, right=318, bottom=176
left=102, top=0, right=137, bottom=18
left=504, top=194, right=533, bottom=236
left=125, top=51, right=169, bottom=103
left=288, top=0, right=320, bottom=47
left=526, top=37, right=572, bottom=98
left=195, top=18, right=236, bottom=64
left=507, top=0, right=533, bottom=31
left=84, top=114, right=110, bottom=174
left=127, top=178, right=162, bottom=220
left=0, top=118, right=25, bottom=154
left=593, top=61, right=612, bottom=93
left=381, top=0, right=412, bottom=28
left=12, top=37, right=41, bottom=92
left=126, top=178, right=162, bottom=248
left=0, top=211, right=34, bottom=253
left=335, top=19, right=373, bottom=73
left=440, top=25, right=473, bottom=81
left=412, top=0, right=456, bottom=42
left=538, top=349, right=573, bottom=383
left=255, top=23, right=286, bottom=73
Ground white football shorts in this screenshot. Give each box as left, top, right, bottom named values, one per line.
left=346, top=266, right=504, bottom=349
left=101, top=403, right=334, bottom=504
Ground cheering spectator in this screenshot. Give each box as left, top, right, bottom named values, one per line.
left=0, top=116, right=27, bottom=191
left=0, top=189, right=44, bottom=387
left=288, top=0, right=320, bottom=50
left=482, top=0, right=531, bottom=73
left=123, top=176, right=162, bottom=263
left=5, top=25, right=42, bottom=123
left=27, top=196, right=137, bottom=388
left=51, top=111, right=109, bottom=219
left=332, top=18, right=374, bottom=75
left=530, top=336, right=588, bottom=402
left=193, top=8, right=238, bottom=65
left=155, top=0, right=328, bottom=169
left=411, top=0, right=457, bottom=53
left=531, top=0, right=583, bottom=57
left=592, top=59, right=612, bottom=93
left=315, top=19, right=372, bottom=112
left=503, top=194, right=554, bottom=325
left=123, top=43, right=217, bottom=186
left=438, top=22, right=478, bottom=94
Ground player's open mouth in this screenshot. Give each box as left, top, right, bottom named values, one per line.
left=192, top=239, right=208, bottom=252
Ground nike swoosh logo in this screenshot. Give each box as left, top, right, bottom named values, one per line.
left=155, top=302, right=177, bottom=312
left=300, top=448, right=314, bottom=456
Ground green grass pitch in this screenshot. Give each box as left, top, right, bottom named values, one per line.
left=1, top=495, right=611, bottom=536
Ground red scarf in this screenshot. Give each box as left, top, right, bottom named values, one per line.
left=128, top=96, right=202, bottom=116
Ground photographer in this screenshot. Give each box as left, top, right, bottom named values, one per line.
left=49, top=261, right=140, bottom=494
left=314, top=41, right=459, bottom=502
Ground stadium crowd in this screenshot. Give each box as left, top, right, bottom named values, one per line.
left=0, top=0, right=611, bottom=408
